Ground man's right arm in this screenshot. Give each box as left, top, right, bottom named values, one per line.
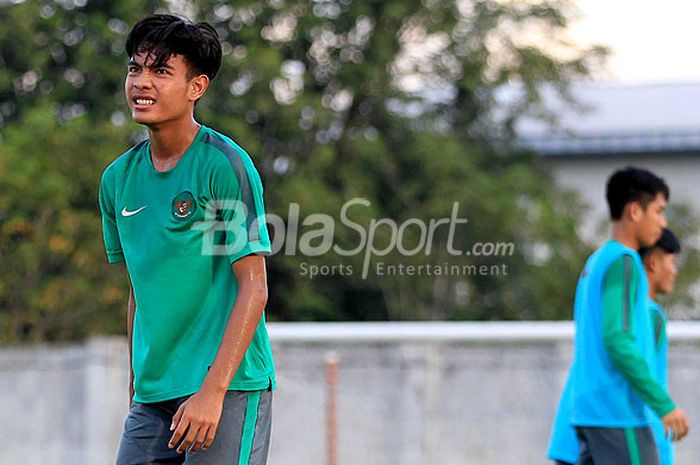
left=99, top=172, right=133, bottom=405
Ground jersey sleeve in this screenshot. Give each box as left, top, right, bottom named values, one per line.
left=98, top=169, right=125, bottom=264
left=601, top=255, right=675, bottom=417
left=211, top=153, right=271, bottom=264
left=650, top=304, right=667, bottom=351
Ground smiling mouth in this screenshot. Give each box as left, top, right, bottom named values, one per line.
left=134, top=98, right=156, bottom=105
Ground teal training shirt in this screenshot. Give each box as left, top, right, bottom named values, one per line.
left=569, top=240, right=659, bottom=427
left=546, top=372, right=579, bottom=464
left=648, top=300, right=674, bottom=465
left=99, top=125, right=275, bottom=403
left=548, top=275, right=676, bottom=463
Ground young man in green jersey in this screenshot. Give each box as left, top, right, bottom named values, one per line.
left=99, top=14, right=275, bottom=465
left=565, top=167, right=689, bottom=465
left=640, top=228, right=683, bottom=465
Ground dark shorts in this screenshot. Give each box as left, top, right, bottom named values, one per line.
left=575, top=426, right=659, bottom=465
left=116, top=389, right=272, bottom=465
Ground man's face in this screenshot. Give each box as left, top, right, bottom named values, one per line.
left=124, top=52, right=196, bottom=126
left=648, top=251, right=678, bottom=295
left=635, top=193, right=667, bottom=248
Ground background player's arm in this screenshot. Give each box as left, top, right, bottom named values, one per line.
left=169, top=254, right=268, bottom=453
left=651, top=307, right=666, bottom=351
left=602, top=255, right=675, bottom=417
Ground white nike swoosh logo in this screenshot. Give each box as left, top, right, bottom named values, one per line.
left=121, top=206, right=147, bottom=217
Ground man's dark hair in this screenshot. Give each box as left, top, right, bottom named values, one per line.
left=606, top=167, right=669, bottom=220
left=639, top=228, right=681, bottom=259
left=126, top=14, right=222, bottom=80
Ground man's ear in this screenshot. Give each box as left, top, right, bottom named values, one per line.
left=645, top=251, right=659, bottom=273
left=628, top=201, right=644, bottom=222
left=189, top=74, right=210, bottom=102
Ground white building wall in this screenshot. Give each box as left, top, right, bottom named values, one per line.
left=544, top=155, right=700, bottom=240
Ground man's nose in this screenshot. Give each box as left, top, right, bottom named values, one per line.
left=131, top=72, right=153, bottom=89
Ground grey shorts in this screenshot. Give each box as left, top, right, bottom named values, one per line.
left=575, top=426, right=659, bottom=465
left=116, top=389, right=272, bottom=465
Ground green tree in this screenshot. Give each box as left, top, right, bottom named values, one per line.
left=187, top=0, right=605, bottom=321
left=0, top=0, right=159, bottom=343
left=0, top=106, right=129, bottom=342
left=2, top=0, right=691, bottom=344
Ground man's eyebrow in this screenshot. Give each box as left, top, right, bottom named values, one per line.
left=155, top=63, right=176, bottom=70
left=126, top=57, right=175, bottom=70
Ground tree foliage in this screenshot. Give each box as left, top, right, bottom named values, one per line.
left=1, top=0, right=682, bottom=344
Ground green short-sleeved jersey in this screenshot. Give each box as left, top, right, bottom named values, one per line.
left=99, top=125, right=275, bottom=403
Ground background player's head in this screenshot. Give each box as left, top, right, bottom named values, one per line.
left=606, top=167, right=669, bottom=248
left=124, top=14, right=222, bottom=126
left=639, top=228, right=680, bottom=297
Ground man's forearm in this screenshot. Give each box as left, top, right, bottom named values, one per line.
left=605, top=331, right=675, bottom=417
left=202, top=262, right=268, bottom=394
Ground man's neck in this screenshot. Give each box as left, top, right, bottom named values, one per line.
left=147, top=118, right=201, bottom=168
left=611, top=221, right=640, bottom=250
left=646, top=274, right=658, bottom=300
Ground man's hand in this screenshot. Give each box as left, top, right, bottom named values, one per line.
left=169, top=387, right=226, bottom=454
left=662, top=407, right=690, bottom=441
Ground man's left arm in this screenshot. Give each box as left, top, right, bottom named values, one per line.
left=168, top=255, right=268, bottom=454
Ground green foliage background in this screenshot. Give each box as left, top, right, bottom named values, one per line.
left=0, top=0, right=695, bottom=344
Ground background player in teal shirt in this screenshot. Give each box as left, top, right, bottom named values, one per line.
left=640, top=228, right=683, bottom=465
left=100, top=14, right=275, bottom=465
left=547, top=227, right=686, bottom=465
left=550, top=167, right=689, bottom=465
